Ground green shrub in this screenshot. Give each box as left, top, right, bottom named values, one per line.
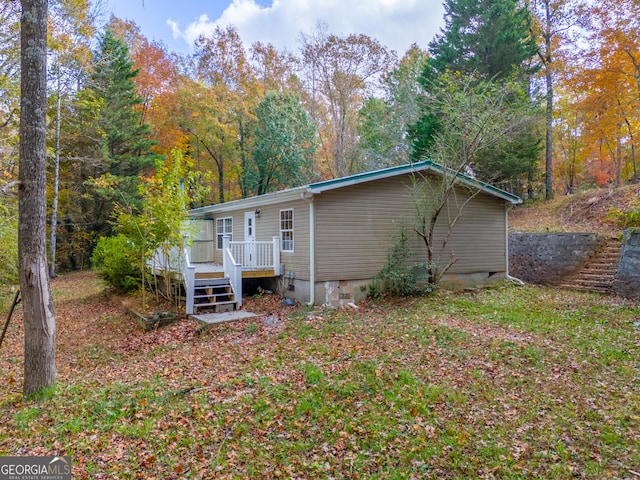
left=608, top=204, right=640, bottom=231
left=91, top=234, right=141, bottom=293
left=620, top=209, right=640, bottom=231
left=371, top=228, right=435, bottom=298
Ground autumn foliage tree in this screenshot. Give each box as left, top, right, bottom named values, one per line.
left=191, top=25, right=258, bottom=202
left=530, top=0, right=578, bottom=199
left=9, top=1, right=640, bottom=327
left=0, top=1, right=21, bottom=285
left=47, top=0, right=96, bottom=277
left=358, top=45, right=429, bottom=171
left=0, top=0, right=20, bottom=146
left=108, top=17, right=181, bottom=157
left=300, top=24, right=396, bottom=178
left=245, top=90, right=317, bottom=195
left=578, top=0, right=640, bottom=185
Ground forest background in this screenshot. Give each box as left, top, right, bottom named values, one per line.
left=1, top=0, right=639, bottom=283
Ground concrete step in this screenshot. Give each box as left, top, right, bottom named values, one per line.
left=562, top=277, right=614, bottom=286
left=194, top=299, right=237, bottom=309
left=587, top=259, right=619, bottom=266
left=569, top=284, right=613, bottom=291
left=573, top=273, right=615, bottom=281
left=577, top=274, right=616, bottom=280
left=559, top=238, right=621, bottom=295
left=571, top=282, right=613, bottom=289
left=590, top=258, right=620, bottom=265
left=561, top=284, right=613, bottom=292
left=582, top=269, right=617, bottom=275
left=578, top=269, right=617, bottom=276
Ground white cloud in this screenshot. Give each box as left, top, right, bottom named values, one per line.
left=167, top=0, right=444, bottom=55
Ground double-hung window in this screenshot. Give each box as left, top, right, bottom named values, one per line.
left=280, top=209, right=294, bottom=252
left=216, top=217, right=233, bottom=249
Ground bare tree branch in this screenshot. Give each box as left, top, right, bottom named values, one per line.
left=0, top=180, right=21, bottom=195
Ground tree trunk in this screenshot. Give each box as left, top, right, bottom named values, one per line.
left=623, top=115, right=637, bottom=184
left=50, top=65, right=61, bottom=278
left=19, top=0, right=56, bottom=396
left=616, top=139, right=622, bottom=186
left=217, top=155, right=225, bottom=203
left=544, top=0, right=554, bottom=200
left=631, top=143, right=637, bottom=183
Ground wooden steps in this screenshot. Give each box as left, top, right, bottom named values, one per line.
left=559, top=238, right=621, bottom=294
left=193, top=277, right=238, bottom=313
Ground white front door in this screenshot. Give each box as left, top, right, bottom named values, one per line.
left=244, top=211, right=256, bottom=267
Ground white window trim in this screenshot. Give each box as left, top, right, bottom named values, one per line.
left=280, top=208, right=294, bottom=252
left=216, top=216, right=233, bottom=250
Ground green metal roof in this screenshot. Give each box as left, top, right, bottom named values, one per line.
left=307, top=160, right=522, bottom=204
left=189, top=160, right=521, bottom=217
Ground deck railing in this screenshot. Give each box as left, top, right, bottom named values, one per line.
left=150, top=236, right=281, bottom=314
left=148, top=245, right=182, bottom=274
left=229, top=237, right=281, bottom=275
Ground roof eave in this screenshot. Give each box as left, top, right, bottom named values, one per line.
left=189, top=160, right=521, bottom=216
left=188, top=186, right=307, bottom=217
left=308, top=160, right=521, bottom=204
left=306, top=161, right=433, bottom=194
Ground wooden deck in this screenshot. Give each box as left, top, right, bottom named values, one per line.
left=193, top=263, right=277, bottom=279
left=152, top=238, right=282, bottom=314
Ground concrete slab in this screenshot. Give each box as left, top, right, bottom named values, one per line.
left=190, top=310, right=258, bottom=326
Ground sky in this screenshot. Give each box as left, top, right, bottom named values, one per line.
left=103, top=0, right=446, bottom=56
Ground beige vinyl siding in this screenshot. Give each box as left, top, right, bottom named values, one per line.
left=208, top=199, right=310, bottom=278
left=432, top=193, right=506, bottom=273
left=314, top=174, right=507, bottom=282
left=251, top=199, right=310, bottom=279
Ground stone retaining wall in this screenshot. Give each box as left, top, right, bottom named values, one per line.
left=613, top=231, right=640, bottom=299
left=508, top=233, right=605, bottom=285
left=510, top=231, right=640, bottom=300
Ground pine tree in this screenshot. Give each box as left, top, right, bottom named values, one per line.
left=90, top=29, right=158, bottom=208
left=411, top=0, right=541, bottom=193
left=428, top=0, right=538, bottom=80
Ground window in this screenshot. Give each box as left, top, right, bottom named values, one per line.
left=280, top=209, right=294, bottom=252
left=216, top=217, right=233, bottom=249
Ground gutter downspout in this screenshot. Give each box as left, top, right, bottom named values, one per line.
left=505, top=204, right=524, bottom=286
left=303, top=192, right=316, bottom=305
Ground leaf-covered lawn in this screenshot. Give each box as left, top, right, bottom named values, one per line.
left=1, top=272, right=639, bottom=479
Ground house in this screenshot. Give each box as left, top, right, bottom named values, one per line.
left=179, top=161, right=521, bottom=313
